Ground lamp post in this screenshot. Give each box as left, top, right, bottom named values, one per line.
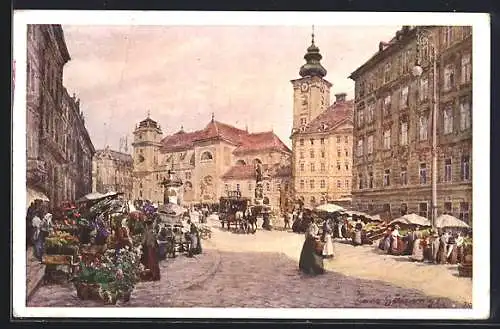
left=412, top=28, right=438, bottom=229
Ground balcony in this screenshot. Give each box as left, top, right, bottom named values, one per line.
left=41, top=133, right=67, bottom=163
left=26, top=158, right=47, bottom=189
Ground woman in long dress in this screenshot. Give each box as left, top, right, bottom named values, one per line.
left=187, top=220, right=202, bottom=257
left=410, top=231, right=424, bottom=261
left=321, top=219, right=335, bottom=258
left=299, top=221, right=325, bottom=275
left=141, top=220, right=161, bottom=281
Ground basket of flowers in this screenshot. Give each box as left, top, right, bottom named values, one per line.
left=72, top=247, right=143, bottom=304
left=45, top=231, right=80, bottom=256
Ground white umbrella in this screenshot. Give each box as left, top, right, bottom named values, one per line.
left=389, top=213, right=431, bottom=227
left=26, top=188, right=49, bottom=207
left=315, top=203, right=345, bottom=213
left=435, top=214, right=470, bottom=229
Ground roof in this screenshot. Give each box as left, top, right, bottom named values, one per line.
left=233, top=131, right=291, bottom=155
left=161, top=119, right=290, bottom=155
left=95, top=148, right=133, bottom=164
left=297, top=99, right=354, bottom=135
left=221, top=163, right=292, bottom=180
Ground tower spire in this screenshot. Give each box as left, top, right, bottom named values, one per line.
left=211, top=112, right=215, bottom=122
left=299, top=26, right=327, bottom=78
left=311, top=25, right=315, bottom=45
left=147, top=110, right=150, bottom=118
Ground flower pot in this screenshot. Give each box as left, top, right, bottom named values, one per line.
left=75, top=282, right=101, bottom=300
left=119, top=289, right=132, bottom=302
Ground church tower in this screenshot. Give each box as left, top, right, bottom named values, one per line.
left=131, top=113, right=163, bottom=201
left=291, top=28, right=332, bottom=131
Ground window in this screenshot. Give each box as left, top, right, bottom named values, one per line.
left=345, top=136, right=349, bottom=144
left=310, top=150, right=315, bottom=158
left=321, top=151, right=325, bottom=158
left=337, top=136, right=341, bottom=143
left=236, top=183, right=241, bottom=191
left=461, top=53, right=472, bottom=84
left=461, top=155, right=470, bottom=181
left=345, top=180, right=349, bottom=188
left=266, top=183, right=270, bottom=192
left=419, top=202, right=428, bottom=219
left=185, top=172, right=191, bottom=180
left=443, top=26, right=453, bottom=47
left=400, top=86, right=409, bottom=107
left=310, top=180, right=315, bottom=189
left=383, top=95, right=392, bottom=115
left=383, top=169, right=391, bottom=186
left=366, top=102, right=375, bottom=123
left=310, top=163, right=315, bottom=172
left=369, top=171, right=374, bottom=188
left=300, top=163, right=305, bottom=172
left=460, top=99, right=471, bottom=130
left=384, top=62, right=391, bottom=83
left=420, top=163, right=427, bottom=184
left=443, top=106, right=453, bottom=134
left=299, top=139, right=304, bottom=146
left=300, top=118, right=307, bottom=126
left=367, top=135, right=374, bottom=154
left=459, top=202, right=470, bottom=224
left=225, top=184, right=229, bottom=191
left=401, top=166, right=408, bottom=185
left=400, top=122, right=408, bottom=146
left=300, top=180, right=305, bottom=189
left=248, top=183, right=252, bottom=191
left=358, top=174, right=363, bottom=189
left=337, top=180, right=341, bottom=188
left=419, top=78, right=429, bottom=102
left=444, top=202, right=452, bottom=214
left=320, top=180, right=326, bottom=188
left=345, top=149, right=349, bottom=157
left=345, top=162, right=349, bottom=170
left=419, top=115, right=429, bottom=141
left=444, top=158, right=452, bottom=182
left=276, top=183, right=281, bottom=192
left=320, top=138, right=325, bottom=145
left=320, top=163, right=325, bottom=172
left=398, top=203, right=408, bottom=216
left=200, top=151, right=213, bottom=161
left=444, top=64, right=455, bottom=91
left=358, top=109, right=364, bottom=126
left=310, top=138, right=314, bottom=145
left=336, top=161, right=341, bottom=171
left=357, top=140, right=364, bottom=156
left=337, top=148, right=341, bottom=157
left=383, top=129, right=391, bottom=149
left=300, top=151, right=304, bottom=159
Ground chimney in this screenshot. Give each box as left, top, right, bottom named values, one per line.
left=335, top=93, right=347, bottom=103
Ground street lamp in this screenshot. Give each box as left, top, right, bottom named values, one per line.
left=412, top=27, right=438, bottom=230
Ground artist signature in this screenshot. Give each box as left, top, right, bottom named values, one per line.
left=358, top=297, right=472, bottom=308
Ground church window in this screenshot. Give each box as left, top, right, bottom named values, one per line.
left=201, top=151, right=213, bottom=161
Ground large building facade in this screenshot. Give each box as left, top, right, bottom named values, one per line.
left=26, top=24, right=95, bottom=207
left=131, top=115, right=292, bottom=210
left=92, top=147, right=134, bottom=198
left=290, top=34, right=354, bottom=207
left=349, top=26, right=472, bottom=224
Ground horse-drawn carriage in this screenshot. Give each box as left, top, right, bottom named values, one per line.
left=219, top=193, right=256, bottom=234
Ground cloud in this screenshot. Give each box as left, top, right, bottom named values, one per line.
left=61, top=25, right=399, bottom=151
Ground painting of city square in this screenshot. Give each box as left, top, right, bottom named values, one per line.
left=21, top=21, right=474, bottom=310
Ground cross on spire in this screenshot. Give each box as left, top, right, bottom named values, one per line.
left=147, top=110, right=150, bottom=118
left=311, top=25, right=315, bottom=45
left=211, top=112, right=215, bottom=122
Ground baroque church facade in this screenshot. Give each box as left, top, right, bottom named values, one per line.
left=131, top=115, right=292, bottom=210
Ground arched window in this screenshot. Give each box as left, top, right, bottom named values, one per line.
left=190, top=154, right=195, bottom=166
left=236, top=159, right=246, bottom=166
left=201, top=151, right=213, bottom=161
left=139, top=182, right=143, bottom=189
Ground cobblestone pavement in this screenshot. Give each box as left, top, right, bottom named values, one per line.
left=27, top=216, right=471, bottom=308
left=26, top=247, right=45, bottom=301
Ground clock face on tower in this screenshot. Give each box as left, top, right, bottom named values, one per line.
left=300, top=82, right=309, bottom=92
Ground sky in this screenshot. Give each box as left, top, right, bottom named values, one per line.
left=61, top=25, right=400, bottom=151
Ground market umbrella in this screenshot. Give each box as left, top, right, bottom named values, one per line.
left=388, top=213, right=431, bottom=227
left=435, top=214, right=470, bottom=229
left=315, top=203, right=345, bottom=213
left=26, top=188, right=49, bottom=207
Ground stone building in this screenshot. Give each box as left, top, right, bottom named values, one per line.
left=92, top=146, right=133, bottom=198
left=290, top=33, right=354, bottom=208
left=131, top=115, right=292, bottom=210
left=26, top=24, right=95, bottom=207
left=348, top=26, right=472, bottom=224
